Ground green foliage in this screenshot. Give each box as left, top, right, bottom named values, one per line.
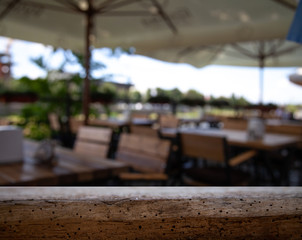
left=181, top=89, right=205, bottom=106
left=23, top=121, right=51, bottom=140
left=19, top=77, right=51, bottom=96
left=99, top=82, right=117, bottom=97
left=146, top=87, right=182, bottom=104
left=2, top=48, right=111, bottom=141
left=0, top=82, right=6, bottom=94
left=286, top=104, right=299, bottom=113
left=184, top=89, right=204, bottom=99
left=91, top=82, right=117, bottom=103
left=18, top=103, right=52, bottom=140
left=167, top=88, right=183, bottom=103
left=20, top=102, right=50, bottom=123
left=208, top=96, right=230, bottom=108
left=129, top=90, right=142, bottom=103
left=229, top=93, right=250, bottom=107
left=63, top=50, right=106, bottom=74
left=116, top=89, right=129, bottom=102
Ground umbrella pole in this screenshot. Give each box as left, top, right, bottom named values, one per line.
left=259, top=57, right=265, bottom=105
left=83, top=4, right=93, bottom=126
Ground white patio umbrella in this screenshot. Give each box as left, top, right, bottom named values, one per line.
left=289, top=68, right=302, bottom=87
left=0, top=0, right=299, bottom=121
left=146, top=39, right=302, bottom=103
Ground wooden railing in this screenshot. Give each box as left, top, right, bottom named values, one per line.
left=0, top=187, right=302, bottom=239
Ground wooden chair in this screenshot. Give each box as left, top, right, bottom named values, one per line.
left=266, top=123, right=302, bottom=136
left=159, top=114, right=180, bottom=129
left=266, top=122, right=302, bottom=154
left=115, top=133, right=171, bottom=184
left=129, top=125, right=159, bottom=138
left=265, top=123, right=302, bottom=185
left=69, top=117, right=84, bottom=134
left=48, top=113, right=60, bottom=132
left=158, top=114, right=180, bottom=139
left=74, top=126, right=113, bottom=159
left=221, top=117, right=248, bottom=130
left=179, top=132, right=257, bottom=186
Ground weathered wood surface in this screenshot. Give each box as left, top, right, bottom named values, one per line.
left=1, top=187, right=302, bottom=239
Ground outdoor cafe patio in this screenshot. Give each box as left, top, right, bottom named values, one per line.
left=1, top=108, right=302, bottom=187
left=1, top=113, right=302, bottom=238
left=0, top=0, right=302, bottom=238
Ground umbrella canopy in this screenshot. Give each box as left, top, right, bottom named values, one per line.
left=149, top=40, right=302, bottom=68
left=0, top=0, right=298, bottom=52
left=145, top=39, right=302, bottom=104
left=289, top=69, right=302, bottom=87
left=0, top=0, right=299, bottom=120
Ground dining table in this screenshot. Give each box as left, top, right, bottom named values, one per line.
left=168, top=127, right=301, bottom=185
left=0, top=139, right=129, bottom=186
left=161, top=127, right=301, bottom=151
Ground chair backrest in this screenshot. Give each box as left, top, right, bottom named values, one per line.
left=222, top=118, right=248, bottom=130
left=180, top=132, right=227, bottom=164
left=116, top=133, right=171, bottom=173
left=266, top=123, right=302, bottom=149
left=74, top=126, right=112, bottom=158
left=159, top=114, right=179, bottom=128
left=266, top=124, right=302, bottom=136
left=130, top=125, right=159, bottom=138
left=48, top=113, right=60, bottom=131
left=69, top=118, right=84, bottom=134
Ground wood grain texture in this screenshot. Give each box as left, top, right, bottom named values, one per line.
left=0, top=187, right=301, bottom=239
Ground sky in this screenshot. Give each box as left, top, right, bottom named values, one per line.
left=1, top=36, right=302, bottom=105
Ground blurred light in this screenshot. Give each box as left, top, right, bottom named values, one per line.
left=149, top=6, right=159, bottom=14
left=78, top=0, right=89, bottom=11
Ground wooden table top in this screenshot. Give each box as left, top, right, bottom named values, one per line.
left=1, top=187, right=302, bottom=239
left=161, top=128, right=301, bottom=151
left=0, top=140, right=129, bottom=186
left=210, top=129, right=301, bottom=151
